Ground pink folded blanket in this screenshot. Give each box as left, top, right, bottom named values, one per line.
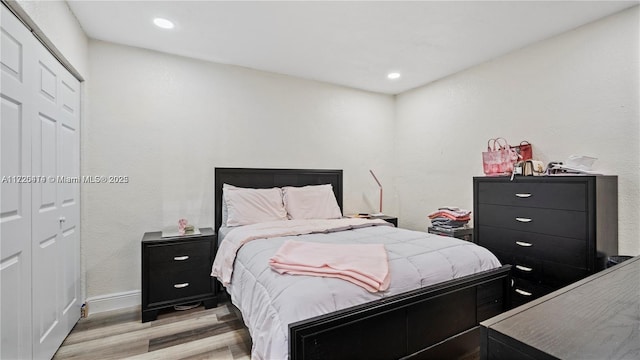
left=269, top=240, right=390, bottom=292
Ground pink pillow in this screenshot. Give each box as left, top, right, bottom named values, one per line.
left=283, top=184, right=342, bottom=220
left=224, top=185, right=287, bottom=227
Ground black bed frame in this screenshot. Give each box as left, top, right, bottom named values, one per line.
left=214, top=167, right=511, bottom=360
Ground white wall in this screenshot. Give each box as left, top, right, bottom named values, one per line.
left=14, top=0, right=89, bottom=77
left=84, top=40, right=396, bottom=300
left=395, top=7, right=640, bottom=255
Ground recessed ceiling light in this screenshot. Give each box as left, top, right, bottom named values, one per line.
left=387, top=72, right=401, bottom=80
left=153, top=17, right=175, bottom=29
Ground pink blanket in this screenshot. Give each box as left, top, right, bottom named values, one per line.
left=269, top=240, right=390, bottom=292
left=211, top=218, right=391, bottom=285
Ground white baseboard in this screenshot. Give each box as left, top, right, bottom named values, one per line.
left=85, top=290, right=141, bottom=316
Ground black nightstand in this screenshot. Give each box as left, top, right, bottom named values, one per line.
left=370, top=215, right=398, bottom=227
left=141, top=228, right=218, bottom=322
left=428, top=226, right=473, bottom=242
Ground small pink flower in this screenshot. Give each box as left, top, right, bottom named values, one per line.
left=178, top=218, right=188, bottom=235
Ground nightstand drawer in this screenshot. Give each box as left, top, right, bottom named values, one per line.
left=477, top=204, right=586, bottom=239
left=478, top=226, right=588, bottom=268
left=476, top=181, right=586, bottom=211
left=148, top=241, right=211, bottom=266
left=148, top=269, right=212, bottom=304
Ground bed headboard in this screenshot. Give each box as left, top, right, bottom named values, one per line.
left=214, top=167, right=343, bottom=231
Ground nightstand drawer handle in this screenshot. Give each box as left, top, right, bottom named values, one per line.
left=515, top=288, right=532, bottom=296
left=174, top=256, right=189, bottom=261
left=515, top=217, right=532, bottom=223
left=515, top=265, right=533, bottom=272
left=174, top=283, right=189, bottom=289
left=515, top=193, right=532, bottom=198
left=515, top=241, right=533, bottom=247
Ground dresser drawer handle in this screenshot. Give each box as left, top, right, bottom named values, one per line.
left=515, top=217, right=532, bottom=223
left=515, top=241, right=533, bottom=247
left=174, top=256, right=189, bottom=261
left=174, top=283, right=189, bottom=289
left=515, top=288, right=532, bottom=296
left=515, top=265, right=533, bottom=272
left=515, top=193, right=532, bottom=198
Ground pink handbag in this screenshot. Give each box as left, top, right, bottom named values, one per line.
left=482, top=138, right=518, bottom=175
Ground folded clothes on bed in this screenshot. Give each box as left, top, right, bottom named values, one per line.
left=269, top=240, right=390, bottom=292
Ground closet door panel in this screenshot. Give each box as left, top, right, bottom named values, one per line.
left=31, top=107, right=62, bottom=359
left=58, top=71, right=80, bottom=330
left=0, top=6, right=34, bottom=360
left=0, top=75, right=33, bottom=360
left=31, top=37, right=81, bottom=360
left=38, top=60, right=58, bottom=102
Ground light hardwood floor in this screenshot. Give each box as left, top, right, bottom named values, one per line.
left=53, top=300, right=251, bottom=360
left=53, top=299, right=482, bottom=360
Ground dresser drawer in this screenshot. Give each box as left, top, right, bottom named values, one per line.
left=511, top=278, right=554, bottom=307
left=511, top=260, right=589, bottom=292
left=148, top=240, right=212, bottom=266
left=511, top=257, right=542, bottom=282
left=509, top=256, right=589, bottom=287
left=541, top=262, right=589, bottom=287
left=148, top=269, right=212, bottom=304
left=477, top=204, right=586, bottom=239
left=512, top=256, right=586, bottom=285
left=476, top=181, right=586, bottom=211
left=477, top=226, right=588, bottom=268
left=487, top=254, right=591, bottom=309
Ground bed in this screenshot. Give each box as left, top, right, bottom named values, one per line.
left=212, top=167, right=511, bottom=360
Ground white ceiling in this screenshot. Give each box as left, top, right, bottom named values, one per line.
left=67, top=1, right=638, bottom=94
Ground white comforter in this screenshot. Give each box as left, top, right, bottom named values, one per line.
left=213, top=220, right=501, bottom=360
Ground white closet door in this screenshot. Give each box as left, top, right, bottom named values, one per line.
left=1, top=4, right=80, bottom=358
left=1, top=6, right=35, bottom=359
left=31, top=28, right=81, bottom=360
left=56, top=50, right=81, bottom=337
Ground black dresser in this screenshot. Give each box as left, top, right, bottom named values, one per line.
left=141, top=228, right=218, bottom=322
left=473, top=176, right=618, bottom=307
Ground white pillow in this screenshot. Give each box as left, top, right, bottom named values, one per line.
left=223, top=185, right=287, bottom=227
left=283, top=184, right=342, bottom=220
left=221, top=183, right=233, bottom=226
